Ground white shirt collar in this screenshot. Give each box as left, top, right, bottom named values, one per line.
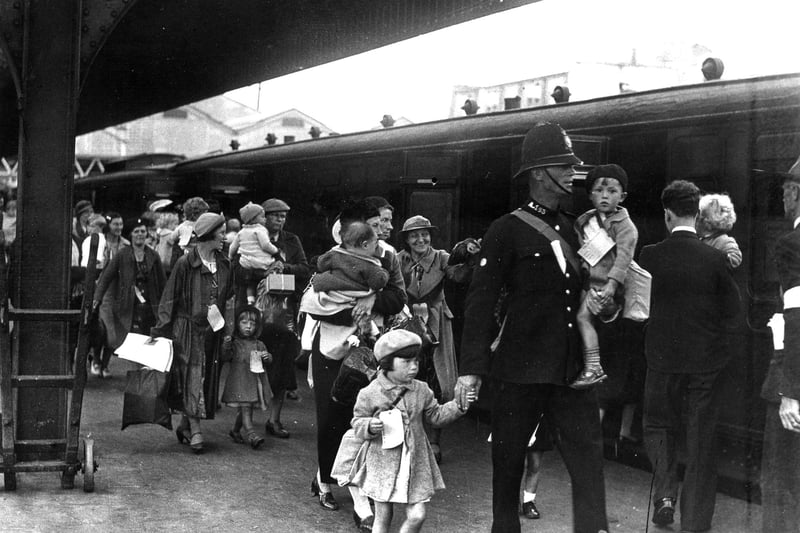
left=671, top=225, right=697, bottom=234
left=794, top=216, right=800, bottom=230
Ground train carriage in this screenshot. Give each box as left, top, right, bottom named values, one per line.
left=74, top=73, right=800, bottom=496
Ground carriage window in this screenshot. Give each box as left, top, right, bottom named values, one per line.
left=669, top=135, right=723, bottom=187
left=406, top=190, right=455, bottom=250
left=405, top=152, right=460, bottom=182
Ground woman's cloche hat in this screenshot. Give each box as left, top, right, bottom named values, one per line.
left=193, top=212, right=225, bottom=239
left=400, top=215, right=437, bottom=234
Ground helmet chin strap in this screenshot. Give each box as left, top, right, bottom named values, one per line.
left=544, top=167, right=572, bottom=195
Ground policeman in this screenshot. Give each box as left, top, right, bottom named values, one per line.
left=761, top=154, right=800, bottom=532
left=455, top=123, right=608, bottom=533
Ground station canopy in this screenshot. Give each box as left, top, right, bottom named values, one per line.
left=0, top=0, right=538, bottom=155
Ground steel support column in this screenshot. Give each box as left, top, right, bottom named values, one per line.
left=13, top=0, right=82, bottom=452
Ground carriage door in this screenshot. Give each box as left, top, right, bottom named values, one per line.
left=401, top=150, right=462, bottom=250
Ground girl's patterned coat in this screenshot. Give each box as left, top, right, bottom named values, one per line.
left=347, top=372, right=464, bottom=503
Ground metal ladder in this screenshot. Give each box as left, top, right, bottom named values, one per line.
left=0, top=235, right=99, bottom=491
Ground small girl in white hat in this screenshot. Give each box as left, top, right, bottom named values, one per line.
left=335, top=329, right=476, bottom=533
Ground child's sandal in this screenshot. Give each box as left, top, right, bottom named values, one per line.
left=569, top=368, right=608, bottom=389
left=228, top=429, right=245, bottom=444
left=247, top=431, right=265, bottom=449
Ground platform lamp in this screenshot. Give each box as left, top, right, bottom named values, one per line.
left=461, top=99, right=479, bottom=115
left=702, top=57, right=724, bottom=81
left=551, top=85, right=571, bottom=103
left=380, top=115, right=395, bottom=128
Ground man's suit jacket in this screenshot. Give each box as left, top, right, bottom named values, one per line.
left=639, top=230, right=740, bottom=374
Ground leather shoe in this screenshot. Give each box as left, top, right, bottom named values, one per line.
left=266, top=420, right=290, bottom=439
left=311, top=478, right=339, bottom=511
left=522, top=500, right=540, bottom=519
left=353, top=511, right=374, bottom=531
left=652, top=497, right=675, bottom=526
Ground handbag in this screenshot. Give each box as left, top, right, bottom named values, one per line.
left=622, top=260, right=651, bottom=322
left=256, top=277, right=297, bottom=332
left=121, top=368, right=173, bottom=430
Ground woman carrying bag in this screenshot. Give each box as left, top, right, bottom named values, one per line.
left=151, top=212, right=234, bottom=454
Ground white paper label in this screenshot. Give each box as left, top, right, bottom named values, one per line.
left=207, top=304, right=225, bottom=332
left=577, top=229, right=616, bottom=267
left=379, top=408, right=404, bottom=449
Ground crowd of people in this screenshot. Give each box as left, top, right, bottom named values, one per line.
left=54, top=123, right=800, bottom=533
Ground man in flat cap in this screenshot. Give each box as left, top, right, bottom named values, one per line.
left=638, top=180, right=740, bottom=532
left=456, top=123, right=608, bottom=533
left=761, top=155, right=800, bottom=533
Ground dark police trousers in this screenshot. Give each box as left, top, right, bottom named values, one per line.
left=643, top=368, right=723, bottom=531
left=491, top=381, right=608, bottom=533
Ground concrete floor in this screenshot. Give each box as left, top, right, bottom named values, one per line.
left=0, top=357, right=762, bottom=532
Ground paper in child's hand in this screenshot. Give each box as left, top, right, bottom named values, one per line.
left=379, top=408, right=404, bottom=449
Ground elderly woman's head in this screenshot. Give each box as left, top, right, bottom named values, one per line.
left=400, top=215, right=437, bottom=255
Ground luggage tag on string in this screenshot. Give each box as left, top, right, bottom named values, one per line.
left=379, top=387, right=409, bottom=449
left=207, top=304, right=225, bottom=332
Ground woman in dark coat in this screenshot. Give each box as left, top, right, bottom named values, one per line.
left=94, top=218, right=167, bottom=344
left=151, top=212, right=234, bottom=454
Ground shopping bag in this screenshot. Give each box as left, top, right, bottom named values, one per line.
left=121, top=368, right=173, bottom=430
left=331, top=428, right=371, bottom=487
left=622, top=260, right=651, bottom=322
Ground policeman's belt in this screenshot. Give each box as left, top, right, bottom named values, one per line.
left=511, top=209, right=580, bottom=274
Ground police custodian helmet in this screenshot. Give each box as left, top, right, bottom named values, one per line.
left=512, top=122, right=583, bottom=180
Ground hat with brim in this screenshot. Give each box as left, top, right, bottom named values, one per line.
left=75, top=200, right=93, bottom=218
left=400, top=215, right=437, bottom=234
left=512, top=122, right=583, bottom=180
left=781, top=155, right=800, bottom=185
left=193, top=213, right=225, bottom=240
left=149, top=199, right=173, bottom=212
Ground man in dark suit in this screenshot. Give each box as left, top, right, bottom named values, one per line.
left=456, top=123, right=608, bottom=533
left=760, top=155, right=800, bottom=533
left=639, top=180, right=740, bottom=532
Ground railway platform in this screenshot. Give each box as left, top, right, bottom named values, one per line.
left=0, top=357, right=762, bottom=532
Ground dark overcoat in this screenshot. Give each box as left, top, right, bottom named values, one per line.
left=152, top=247, right=234, bottom=419
left=94, top=245, right=166, bottom=346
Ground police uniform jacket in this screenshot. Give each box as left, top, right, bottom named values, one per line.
left=459, top=202, right=583, bottom=384
left=771, top=224, right=800, bottom=400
